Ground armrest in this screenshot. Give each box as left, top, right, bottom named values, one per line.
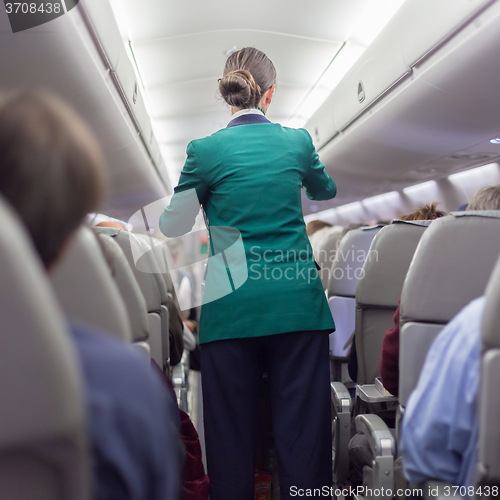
left=331, top=382, right=352, bottom=484
left=355, top=414, right=395, bottom=458
left=356, top=383, right=398, bottom=404
left=355, top=414, right=395, bottom=492
left=331, top=381, right=352, bottom=414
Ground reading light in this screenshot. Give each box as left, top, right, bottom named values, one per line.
left=490, top=138, right=500, bottom=145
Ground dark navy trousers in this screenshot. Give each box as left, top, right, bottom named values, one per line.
left=201, top=330, right=332, bottom=500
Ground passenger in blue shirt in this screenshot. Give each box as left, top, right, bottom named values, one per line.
left=402, top=296, right=484, bottom=488
left=0, top=91, right=183, bottom=499
left=71, top=321, right=183, bottom=500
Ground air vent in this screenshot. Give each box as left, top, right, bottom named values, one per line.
left=358, top=81, right=365, bottom=103
left=133, top=82, right=138, bottom=104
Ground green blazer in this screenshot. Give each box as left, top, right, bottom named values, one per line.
left=160, top=119, right=337, bottom=344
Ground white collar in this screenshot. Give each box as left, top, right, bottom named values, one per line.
left=227, top=108, right=265, bottom=126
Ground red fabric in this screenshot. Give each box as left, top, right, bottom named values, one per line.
left=151, top=360, right=210, bottom=500
left=379, top=302, right=400, bottom=397
left=179, top=408, right=210, bottom=499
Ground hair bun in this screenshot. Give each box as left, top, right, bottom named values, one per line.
left=219, top=69, right=259, bottom=108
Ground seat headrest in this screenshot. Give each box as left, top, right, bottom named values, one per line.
left=391, top=219, right=434, bottom=227
left=328, top=226, right=384, bottom=298
left=96, top=233, right=149, bottom=343
left=451, top=210, right=500, bottom=219
left=134, top=234, right=170, bottom=302
left=95, top=228, right=162, bottom=312
left=482, top=252, right=500, bottom=350
left=401, top=213, right=500, bottom=324
left=51, top=227, right=132, bottom=342
left=0, top=198, right=86, bottom=450
left=356, top=222, right=428, bottom=307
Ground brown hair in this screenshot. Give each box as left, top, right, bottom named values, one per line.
left=400, top=202, right=447, bottom=221
left=0, top=90, right=106, bottom=267
left=467, top=185, right=500, bottom=211
left=219, top=47, right=277, bottom=108
left=306, top=219, right=332, bottom=237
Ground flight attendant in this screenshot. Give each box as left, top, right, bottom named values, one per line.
left=160, top=47, right=336, bottom=500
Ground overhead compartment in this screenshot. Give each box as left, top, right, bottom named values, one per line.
left=307, top=0, right=496, bottom=150
left=0, top=0, right=171, bottom=221
left=76, top=0, right=169, bottom=193
left=305, top=0, right=500, bottom=207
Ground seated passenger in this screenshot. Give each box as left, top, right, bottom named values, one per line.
left=95, top=220, right=129, bottom=231
left=305, top=218, right=332, bottom=237
left=0, top=90, right=183, bottom=500
left=402, top=185, right=500, bottom=488
left=402, top=297, right=484, bottom=487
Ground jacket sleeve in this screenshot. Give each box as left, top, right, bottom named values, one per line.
left=159, top=141, right=209, bottom=238
left=300, top=129, right=337, bottom=201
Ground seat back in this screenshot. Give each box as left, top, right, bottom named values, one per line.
left=0, top=198, right=91, bottom=500
left=135, top=234, right=175, bottom=295
left=51, top=227, right=132, bottom=342
left=134, top=235, right=171, bottom=369
left=316, top=226, right=343, bottom=289
left=95, top=227, right=167, bottom=368
left=477, top=251, right=500, bottom=484
left=399, top=211, right=500, bottom=406
left=94, top=232, right=149, bottom=343
left=328, top=226, right=384, bottom=358
left=355, top=220, right=429, bottom=384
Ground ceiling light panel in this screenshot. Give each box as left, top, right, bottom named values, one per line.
left=348, top=0, right=407, bottom=47
left=115, top=0, right=370, bottom=43
left=132, top=31, right=343, bottom=89
left=448, top=163, right=500, bottom=200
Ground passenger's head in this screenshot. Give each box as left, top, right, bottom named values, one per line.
left=400, top=202, right=447, bottom=221
left=96, top=221, right=128, bottom=231
left=306, top=219, right=332, bottom=237
left=219, top=47, right=277, bottom=109
left=467, top=185, right=500, bottom=211
left=0, top=90, right=106, bottom=268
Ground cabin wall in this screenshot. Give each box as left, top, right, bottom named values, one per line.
left=305, top=163, right=500, bottom=225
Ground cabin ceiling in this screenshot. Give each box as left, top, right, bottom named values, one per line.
left=113, top=0, right=372, bottom=178
left=108, top=0, right=500, bottom=220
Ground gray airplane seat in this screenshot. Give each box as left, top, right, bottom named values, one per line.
left=136, top=234, right=176, bottom=295
left=0, top=198, right=91, bottom=499
left=51, top=226, right=132, bottom=343
left=330, top=220, right=429, bottom=487
left=95, top=227, right=169, bottom=370
left=399, top=211, right=500, bottom=408
left=328, top=225, right=383, bottom=382
left=355, top=220, right=430, bottom=387
left=317, top=226, right=343, bottom=290
left=94, top=232, right=150, bottom=358
left=477, top=251, right=500, bottom=486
